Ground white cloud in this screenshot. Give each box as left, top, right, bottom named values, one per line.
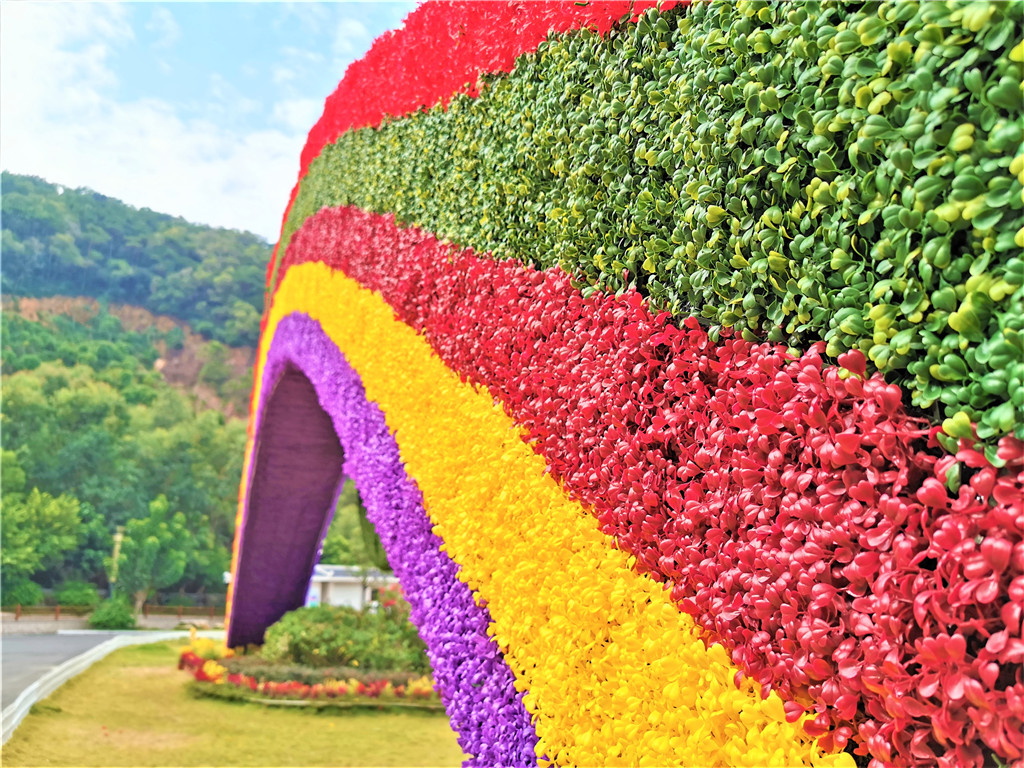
left=272, top=66, right=296, bottom=85
left=1, top=3, right=130, bottom=122
left=0, top=2, right=308, bottom=242
left=275, top=2, right=330, bottom=36
left=280, top=46, right=324, bottom=65
left=146, top=7, right=180, bottom=49
left=209, top=73, right=261, bottom=116
left=332, top=17, right=369, bottom=56
left=272, top=98, right=324, bottom=135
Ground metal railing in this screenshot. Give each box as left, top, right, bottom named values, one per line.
left=5, top=604, right=224, bottom=620
left=139, top=604, right=223, bottom=619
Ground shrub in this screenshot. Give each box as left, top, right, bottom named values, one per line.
left=18, top=354, right=41, bottom=371
left=2, top=579, right=44, bottom=608
left=261, top=602, right=429, bottom=673
left=88, top=594, right=137, bottom=629
left=164, top=327, right=185, bottom=351
left=56, top=580, right=100, bottom=608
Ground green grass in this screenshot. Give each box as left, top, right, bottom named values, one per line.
left=2, top=641, right=466, bottom=767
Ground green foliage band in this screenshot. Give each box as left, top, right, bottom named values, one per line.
left=282, top=0, right=1024, bottom=444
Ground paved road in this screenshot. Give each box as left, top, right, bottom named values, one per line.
left=1, top=633, right=116, bottom=709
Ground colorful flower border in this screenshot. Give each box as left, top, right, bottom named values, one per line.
left=268, top=0, right=683, bottom=303
left=229, top=2, right=1024, bottom=766
left=273, top=204, right=1024, bottom=764
left=245, top=267, right=849, bottom=767
left=273, top=1, right=1024, bottom=448
left=179, top=649, right=444, bottom=709
left=229, top=312, right=538, bottom=766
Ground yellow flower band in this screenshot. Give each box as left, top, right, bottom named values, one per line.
left=256, top=261, right=852, bottom=767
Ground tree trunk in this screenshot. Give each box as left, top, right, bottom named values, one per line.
left=134, top=590, right=148, bottom=615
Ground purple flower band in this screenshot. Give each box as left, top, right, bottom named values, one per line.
left=229, top=311, right=538, bottom=766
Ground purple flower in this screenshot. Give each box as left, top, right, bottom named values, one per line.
left=231, top=312, right=538, bottom=766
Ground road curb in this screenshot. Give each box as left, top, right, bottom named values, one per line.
left=1, top=629, right=223, bottom=744
left=55, top=628, right=222, bottom=636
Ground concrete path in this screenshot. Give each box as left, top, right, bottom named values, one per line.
left=0, top=616, right=90, bottom=636
left=1, top=612, right=223, bottom=635
left=1, top=633, right=117, bottom=709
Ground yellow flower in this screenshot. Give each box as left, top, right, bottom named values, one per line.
left=242, top=262, right=851, bottom=766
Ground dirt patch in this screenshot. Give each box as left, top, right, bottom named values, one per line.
left=100, top=727, right=199, bottom=750
left=5, top=296, right=101, bottom=324
left=3, top=295, right=255, bottom=418
left=114, top=666, right=179, bottom=679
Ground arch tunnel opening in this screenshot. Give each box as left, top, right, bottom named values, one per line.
left=228, top=364, right=344, bottom=647
left=222, top=312, right=540, bottom=763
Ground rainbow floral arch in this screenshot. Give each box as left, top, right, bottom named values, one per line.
left=226, top=2, right=1024, bottom=766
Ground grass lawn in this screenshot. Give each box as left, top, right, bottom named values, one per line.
left=2, top=641, right=466, bottom=767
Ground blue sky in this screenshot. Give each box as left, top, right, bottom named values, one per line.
left=0, top=2, right=415, bottom=242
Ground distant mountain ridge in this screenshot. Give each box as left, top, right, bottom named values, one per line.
left=1, top=172, right=271, bottom=347
left=0, top=174, right=263, bottom=602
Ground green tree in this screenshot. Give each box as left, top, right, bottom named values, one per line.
left=0, top=451, right=82, bottom=586
left=48, top=233, right=85, bottom=267
left=1, top=448, right=27, bottom=495
left=319, top=480, right=390, bottom=571
left=112, top=495, right=190, bottom=612
left=164, top=326, right=185, bottom=350
left=197, top=341, right=232, bottom=390
left=2, top=350, right=244, bottom=592
left=65, top=502, right=113, bottom=585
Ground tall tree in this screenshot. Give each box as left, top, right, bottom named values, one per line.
left=0, top=451, right=82, bottom=590
left=112, top=495, right=190, bottom=612
left=319, top=480, right=391, bottom=571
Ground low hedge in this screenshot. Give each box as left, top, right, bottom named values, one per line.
left=261, top=603, right=430, bottom=673
left=55, top=580, right=101, bottom=608
left=1, top=579, right=44, bottom=608
left=88, top=595, right=137, bottom=630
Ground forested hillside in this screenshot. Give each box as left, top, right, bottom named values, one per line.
left=1, top=172, right=270, bottom=347
left=1, top=309, right=246, bottom=605
left=4, top=296, right=255, bottom=417
left=1, top=176, right=378, bottom=610
left=0, top=173, right=264, bottom=606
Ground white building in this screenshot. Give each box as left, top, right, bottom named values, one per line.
left=305, top=565, right=397, bottom=610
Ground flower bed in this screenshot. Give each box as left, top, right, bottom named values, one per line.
left=178, top=640, right=443, bottom=711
